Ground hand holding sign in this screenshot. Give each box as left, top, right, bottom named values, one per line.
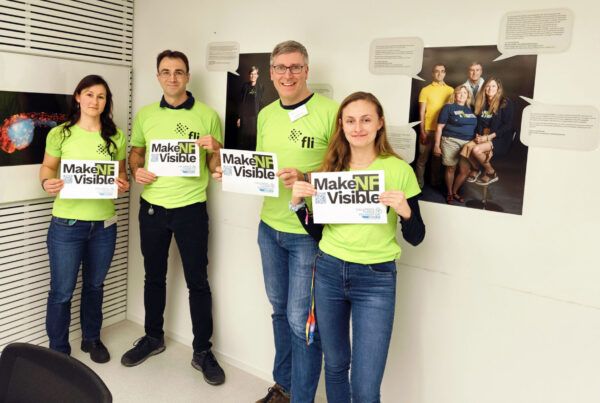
left=43, top=178, right=64, bottom=195
left=133, top=167, right=157, bottom=185
left=195, top=134, right=221, bottom=153
left=291, top=180, right=316, bottom=206
left=277, top=168, right=304, bottom=189
left=379, top=190, right=410, bottom=219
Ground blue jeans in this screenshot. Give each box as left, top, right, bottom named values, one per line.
left=257, top=220, right=321, bottom=403
left=315, top=250, right=396, bottom=403
left=46, top=217, right=117, bottom=354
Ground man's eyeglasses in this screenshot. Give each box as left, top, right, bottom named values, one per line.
left=271, top=65, right=304, bottom=75
left=158, top=70, right=187, bottom=79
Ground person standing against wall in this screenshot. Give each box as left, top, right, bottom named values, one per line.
left=254, top=40, right=338, bottom=403
left=121, top=50, right=225, bottom=386
left=464, top=62, right=484, bottom=107
left=40, top=75, right=129, bottom=362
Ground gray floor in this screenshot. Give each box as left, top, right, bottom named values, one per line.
left=71, top=320, right=273, bottom=403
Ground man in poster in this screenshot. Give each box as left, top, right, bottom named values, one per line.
left=255, top=40, right=338, bottom=403
left=121, top=50, right=225, bottom=386
left=464, top=61, right=484, bottom=105
left=415, top=64, right=454, bottom=188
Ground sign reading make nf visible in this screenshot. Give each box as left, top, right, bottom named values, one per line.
left=311, top=170, right=386, bottom=224
left=220, top=149, right=279, bottom=197
left=60, top=159, right=119, bottom=199
left=147, top=139, right=200, bottom=177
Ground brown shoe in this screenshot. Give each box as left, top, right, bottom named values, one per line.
left=256, top=383, right=290, bottom=403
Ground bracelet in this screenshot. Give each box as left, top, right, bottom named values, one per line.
left=41, top=178, right=48, bottom=191
left=289, top=199, right=306, bottom=212
left=303, top=172, right=309, bottom=182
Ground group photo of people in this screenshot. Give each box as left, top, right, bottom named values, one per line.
left=408, top=45, right=536, bottom=215
left=35, top=40, right=431, bottom=403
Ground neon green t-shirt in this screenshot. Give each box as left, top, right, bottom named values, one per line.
left=45, top=123, right=127, bottom=221
left=130, top=100, right=222, bottom=208
left=256, top=94, right=338, bottom=234
left=318, top=155, right=421, bottom=264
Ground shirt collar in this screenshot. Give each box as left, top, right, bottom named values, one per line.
left=280, top=93, right=314, bottom=110
left=160, top=91, right=195, bottom=110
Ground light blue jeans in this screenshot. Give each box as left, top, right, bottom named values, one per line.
left=258, top=220, right=321, bottom=403
left=315, top=250, right=396, bottom=403
left=46, top=217, right=116, bottom=354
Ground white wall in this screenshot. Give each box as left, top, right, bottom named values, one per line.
left=128, top=1, right=600, bottom=402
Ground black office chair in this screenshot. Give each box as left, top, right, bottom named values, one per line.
left=0, top=342, right=112, bottom=403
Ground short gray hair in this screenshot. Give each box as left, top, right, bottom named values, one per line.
left=270, top=40, right=309, bottom=65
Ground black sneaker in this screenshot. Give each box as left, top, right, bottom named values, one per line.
left=191, top=350, right=225, bottom=385
left=81, top=339, right=110, bottom=363
left=120, top=335, right=165, bottom=367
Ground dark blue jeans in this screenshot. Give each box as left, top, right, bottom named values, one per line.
left=46, top=217, right=117, bottom=354
left=139, top=198, right=212, bottom=352
left=257, top=220, right=321, bottom=403
left=315, top=250, right=396, bottom=403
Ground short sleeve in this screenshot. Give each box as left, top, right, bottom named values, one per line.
left=418, top=87, right=428, bottom=103
left=114, top=128, right=127, bottom=160
left=437, top=104, right=450, bottom=124
left=256, top=110, right=264, bottom=152
left=130, top=110, right=146, bottom=148
left=45, top=125, right=64, bottom=158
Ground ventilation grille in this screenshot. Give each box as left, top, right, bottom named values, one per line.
left=0, top=0, right=133, bottom=66
left=0, top=197, right=129, bottom=350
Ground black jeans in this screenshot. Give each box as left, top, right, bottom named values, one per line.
left=139, top=197, right=212, bottom=352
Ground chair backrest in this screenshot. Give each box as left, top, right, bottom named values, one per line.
left=0, top=342, right=112, bottom=403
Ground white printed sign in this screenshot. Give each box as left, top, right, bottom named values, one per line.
left=220, top=149, right=278, bottom=197
left=60, top=159, right=118, bottom=199
left=495, top=8, right=573, bottom=61
left=312, top=171, right=386, bottom=224
left=206, top=41, right=240, bottom=75
left=147, top=140, right=200, bottom=177
left=520, top=97, right=600, bottom=151
left=387, top=122, right=419, bottom=164
left=369, top=37, right=424, bottom=80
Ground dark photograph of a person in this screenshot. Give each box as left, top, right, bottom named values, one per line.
left=409, top=45, right=536, bottom=215
left=236, top=66, right=263, bottom=150
left=225, top=54, right=277, bottom=151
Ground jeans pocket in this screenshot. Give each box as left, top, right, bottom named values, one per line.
left=367, top=261, right=397, bottom=275
left=52, top=217, right=77, bottom=226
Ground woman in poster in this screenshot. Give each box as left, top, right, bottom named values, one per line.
left=236, top=65, right=263, bottom=150
left=39, top=75, right=129, bottom=362
left=432, top=85, right=477, bottom=204
left=465, top=77, right=514, bottom=185
left=290, top=92, right=425, bottom=402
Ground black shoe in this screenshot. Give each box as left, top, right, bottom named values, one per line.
left=191, top=350, right=225, bottom=385
left=120, top=335, right=165, bottom=367
left=81, top=339, right=110, bottom=363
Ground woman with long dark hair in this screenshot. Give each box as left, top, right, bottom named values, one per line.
left=39, top=75, right=129, bottom=362
left=291, top=92, right=425, bottom=402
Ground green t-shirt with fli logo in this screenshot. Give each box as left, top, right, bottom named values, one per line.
left=130, top=100, right=222, bottom=208
left=256, top=94, right=338, bottom=234
left=45, top=123, right=127, bottom=221
left=318, top=155, right=421, bottom=264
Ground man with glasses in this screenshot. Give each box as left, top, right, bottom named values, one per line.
left=255, top=40, right=338, bottom=403
left=121, top=49, right=225, bottom=386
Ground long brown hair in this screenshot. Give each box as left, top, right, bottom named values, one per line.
left=474, top=76, right=507, bottom=116
left=319, top=92, right=400, bottom=172
left=62, top=75, right=118, bottom=158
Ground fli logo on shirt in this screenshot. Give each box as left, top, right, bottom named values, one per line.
left=287, top=128, right=314, bottom=148
left=175, top=122, right=202, bottom=139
